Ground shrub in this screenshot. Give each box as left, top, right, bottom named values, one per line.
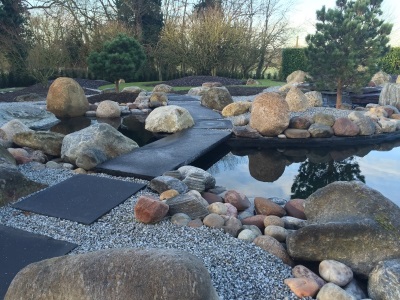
left=380, top=47, right=400, bottom=74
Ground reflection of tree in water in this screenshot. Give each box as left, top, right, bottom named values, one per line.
left=208, top=153, right=245, bottom=175
left=291, top=157, right=365, bottom=199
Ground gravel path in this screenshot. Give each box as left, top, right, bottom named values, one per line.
left=0, top=164, right=305, bottom=300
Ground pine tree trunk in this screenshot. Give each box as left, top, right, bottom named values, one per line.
left=336, top=78, right=342, bottom=109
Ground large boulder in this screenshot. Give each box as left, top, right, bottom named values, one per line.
left=286, top=70, right=308, bottom=83
left=304, top=91, right=323, bottom=107
left=145, top=105, right=194, bottom=133
left=153, top=84, right=173, bottom=93
left=285, top=87, right=309, bottom=112
left=0, top=103, right=58, bottom=129
left=47, top=77, right=89, bottom=118
left=379, top=83, right=400, bottom=109
left=287, top=181, right=400, bottom=277
left=96, top=100, right=121, bottom=118
left=0, top=119, right=33, bottom=148
left=249, top=93, right=289, bottom=136
left=13, top=131, right=65, bottom=156
left=371, top=70, right=391, bottom=87
left=200, top=87, right=233, bottom=111
left=368, top=259, right=400, bottom=300
left=221, top=101, right=252, bottom=117
left=61, top=123, right=138, bottom=170
left=121, top=86, right=145, bottom=93
left=348, top=111, right=376, bottom=135
left=5, top=248, right=219, bottom=300
left=0, top=147, right=47, bottom=207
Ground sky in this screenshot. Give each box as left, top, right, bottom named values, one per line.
left=287, top=0, right=400, bottom=47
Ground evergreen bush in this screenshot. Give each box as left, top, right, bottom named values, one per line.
left=281, top=48, right=308, bottom=80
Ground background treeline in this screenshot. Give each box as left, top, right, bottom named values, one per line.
left=0, top=0, right=293, bottom=87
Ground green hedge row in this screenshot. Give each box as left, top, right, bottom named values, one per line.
left=280, top=48, right=308, bottom=80
left=380, top=47, right=400, bottom=74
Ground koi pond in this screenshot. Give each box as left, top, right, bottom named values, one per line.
left=206, top=142, right=400, bottom=208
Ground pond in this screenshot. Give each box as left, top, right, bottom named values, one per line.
left=206, top=142, right=400, bottom=208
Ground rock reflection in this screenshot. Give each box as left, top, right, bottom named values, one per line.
left=120, top=115, right=156, bottom=147
left=248, top=150, right=287, bottom=182
left=97, top=117, right=122, bottom=129
left=50, top=117, right=91, bottom=135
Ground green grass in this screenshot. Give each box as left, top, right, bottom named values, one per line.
left=98, top=78, right=285, bottom=91
left=0, top=87, right=25, bottom=92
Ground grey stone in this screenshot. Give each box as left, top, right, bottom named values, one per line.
left=182, top=173, right=207, bottom=192
left=281, top=216, right=307, bottom=229
left=308, top=123, right=334, bottom=138
left=203, top=213, right=225, bottom=228
left=5, top=248, right=219, bottom=300
left=96, top=100, right=121, bottom=118
left=348, top=111, right=376, bottom=135
left=368, top=259, right=400, bottom=300
left=166, top=193, right=209, bottom=219
left=14, top=93, right=44, bottom=102
left=379, top=83, right=400, bottom=109
left=170, top=213, right=192, bottom=226
left=313, top=113, right=336, bottom=127
left=344, top=279, right=367, bottom=299
left=149, top=176, right=188, bottom=194
left=0, top=119, right=33, bottom=147
left=316, top=283, right=357, bottom=300
left=223, top=217, right=242, bottom=237
left=264, top=225, right=287, bottom=242
left=13, top=131, right=65, bottom=156
left=238, top=229, right=258, bottom=242
left=61, top=123, right=138, bottom=170
left=233, top=125, right=262, bottom=138
left=178, top=166, right=216, bottom=190
left=319, top=260, right=353, bottom=286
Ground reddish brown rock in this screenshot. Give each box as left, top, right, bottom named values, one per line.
left=254, top=197, right=286, bottom=217
left=284, top=278, right=320, bottom=298
left=284, top=128, right=311, bottom=139
left=241, top=215, right=266, bottom=230
left=224, top=190, right=251, bottom=211
left=292, top=265, right=325, bottom=288
left=289, top=116, right=312, bottom=129
left=284, top=199, right=306, bottom=220
left=253, top=235, right=294, bottom=266
left=332, top=118, right=360, bottom=137
left=391, top=113, right=400, bottom=120
left=201, top=192, right=223, bottom=204
left=134, top=195, right=169, bottom=224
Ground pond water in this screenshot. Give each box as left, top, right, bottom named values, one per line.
left=206, top=142, right=400, bottom=208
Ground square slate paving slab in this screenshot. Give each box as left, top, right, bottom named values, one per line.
left=0, top=225, right=77, bottom=299
left=12, top=174, right=145, bottom=225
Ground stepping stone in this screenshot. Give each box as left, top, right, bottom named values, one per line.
left=0, top=225, right=77, bottom=299
left=12, top=175, right=145, bottom=225
left=96, top=129, right=231, bottom=180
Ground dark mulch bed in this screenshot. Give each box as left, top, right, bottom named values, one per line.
left=163, top=75, right=245, bottom=87
left=0, top=77, right=269, bottom=103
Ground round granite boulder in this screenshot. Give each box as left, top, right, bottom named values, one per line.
left=250, top=93, right=289, bottom=136
left=47, top=77, right=89, bottom=118
left=200, top=87, right=233, bottom=111
left=145, top=105, right=194, bottom=133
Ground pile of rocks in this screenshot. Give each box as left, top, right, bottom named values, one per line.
left=134, top=166, right=400, bottom=300
left=222, top=92, right=400, bottom=139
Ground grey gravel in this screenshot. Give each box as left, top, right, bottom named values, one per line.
left=0, top=163, right=306, bottom=300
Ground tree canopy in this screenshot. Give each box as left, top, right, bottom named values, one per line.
left=88, top=34, right=146, bottom=92
left=306, top=0, right=392, bottom=108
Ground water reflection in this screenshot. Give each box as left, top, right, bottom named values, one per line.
left=291, top=158, right=365, bottom=199
left=50, top=117, right=91, bottom=135
left=207, top=141, right=400, bottom=207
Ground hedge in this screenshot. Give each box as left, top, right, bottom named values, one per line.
left=280, top=48, right=308, bottom=81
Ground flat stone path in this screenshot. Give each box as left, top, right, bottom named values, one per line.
left=96, top=129, right=231, bottom=180
left=96, top=94, right=232, bottom=179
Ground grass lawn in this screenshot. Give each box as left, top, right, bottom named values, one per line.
left=98, top=78, right=285, bottom=92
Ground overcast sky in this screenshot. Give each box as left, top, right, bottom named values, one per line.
left=287, top=0, right=400, bottom=47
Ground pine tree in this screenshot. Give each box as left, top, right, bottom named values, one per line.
left=0, top=0, right=30, bottom=74
left=306, top=0, right=392, bottom=108
left=87, top=34, right=146, bottom=92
